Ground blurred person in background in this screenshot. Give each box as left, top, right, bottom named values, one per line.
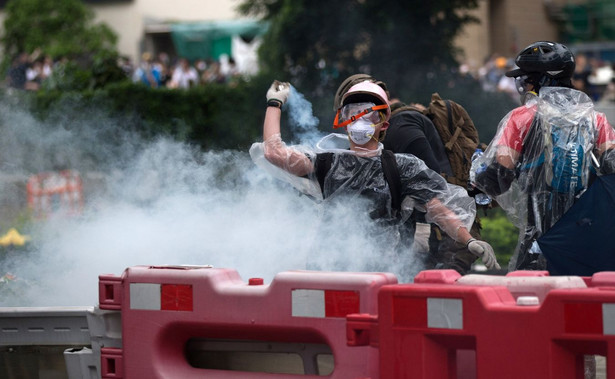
left=25, top=58, right=43, bottom=91
left=132, top=52, right=162, bottom=88
left=572, top=53, right=592, bottom=96
left=168, top=58, right=198, bottom=89
left=6, top=52, right=30, bottom=90
left=202, top=59, right=226, bottom=84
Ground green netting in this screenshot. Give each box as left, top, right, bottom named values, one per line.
left=170, top=20, right=269, bottom=61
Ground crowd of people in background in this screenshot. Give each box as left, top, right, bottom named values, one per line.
left=126, top=51, right=243, bottom=89
left=4, top=50, right=245, bottom=91
left=6, top=47, right=615, bottom=105
left=463, top=52, right=615, bottom=105
left=5, top=50, right=57, bottom=91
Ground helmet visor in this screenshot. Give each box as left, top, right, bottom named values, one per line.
left=333, top=102, right=388, bottom=129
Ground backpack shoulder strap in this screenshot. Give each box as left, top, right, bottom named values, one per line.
left=390, top=104, right=424, bottom=117
left=315, top=153, right=334, bottom=194
left=519, top=114, right=543, bottom=169
left=381, top=149, right=402, bottom=213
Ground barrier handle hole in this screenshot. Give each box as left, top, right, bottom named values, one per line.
left=106, top=358, right=116, bottom=374
left=105, top=284, right=115, bottom=301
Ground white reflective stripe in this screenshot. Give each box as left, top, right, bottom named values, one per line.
left=130, top=283, right=161, bottom=310
left=428, top=298, right=463, bottom=329
left=603, top=303, right=615, bottom=335
left=292, top=289, right=325, bottom=318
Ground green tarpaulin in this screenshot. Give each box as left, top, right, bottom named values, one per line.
left=170, top=20, right=268, bottom=61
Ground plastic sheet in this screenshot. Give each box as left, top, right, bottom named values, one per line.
left=251, top=133, right=476, bottom=243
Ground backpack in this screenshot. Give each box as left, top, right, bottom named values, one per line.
left=519, top=112, right=593, bottom=195
left=516, top=87, right=599, bottom=196
left=392, top=93, right=479, bottom=187
left=545, top=116, right=589, bottom=193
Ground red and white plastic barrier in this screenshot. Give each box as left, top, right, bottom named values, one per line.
left=347, top=269, right=615, bottom=379
left=27, top=170, right=83, bottom=219
left=98, top=265, right=397, bottom=379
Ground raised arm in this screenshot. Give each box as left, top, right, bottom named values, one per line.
left=263, top=81, right=314, bottom=177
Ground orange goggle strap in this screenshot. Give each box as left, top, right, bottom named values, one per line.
left=333, top=104, right=389, bottom=129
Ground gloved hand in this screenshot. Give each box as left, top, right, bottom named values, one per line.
left=466, top=238, right=501, bottom=270
left=412, top=222, right=431, bottom=254
left=266, top=80, right=291, bottom=108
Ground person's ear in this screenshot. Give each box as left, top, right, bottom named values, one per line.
left=380, top=121, right=390, bottom=131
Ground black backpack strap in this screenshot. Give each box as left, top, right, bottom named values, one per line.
left=315, top=153, right=334, bottom=195
left=518, top=115, right=542, bottom=169
left=381, top=149, right=402, bottom=213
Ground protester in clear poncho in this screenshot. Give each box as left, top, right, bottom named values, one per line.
left=471, top=41, right=615, bottom=271
left=250, top=77, right=500, bottom=278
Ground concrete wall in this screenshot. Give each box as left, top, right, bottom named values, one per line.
left=453, top=0, right=490, bottom=71
left=502, top=0, right=559, bottom=56
left=90, top=0, right=241, bottom=63
left=455, top=0, right=569, bottom=69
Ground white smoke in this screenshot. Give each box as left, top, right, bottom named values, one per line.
left=0, top=91, right=419, bottom=307
left=286, top=85, right=325, bottom=144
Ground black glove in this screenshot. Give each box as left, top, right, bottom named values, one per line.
left=600, top=149, right=615, bottom=175
left=474, top=161, right=516, bottom=196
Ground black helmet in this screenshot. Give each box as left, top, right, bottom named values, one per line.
left=505, top=41, right=575, bottom=80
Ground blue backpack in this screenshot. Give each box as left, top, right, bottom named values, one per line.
left=518, top=104, right=594, bottom=195
left=544, top=116, right=589, bottom=193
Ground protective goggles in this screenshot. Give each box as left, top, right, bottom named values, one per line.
left=333, top=102, right=388, bottom=129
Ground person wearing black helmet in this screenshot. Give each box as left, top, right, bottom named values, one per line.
left=471, top=41, right=615, bottom=272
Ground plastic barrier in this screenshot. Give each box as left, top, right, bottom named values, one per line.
left=354, top=269, right=615, bottom=379
left=98, top=265, right=397, bottom=379
left=64, top=307, right=122, bottom=379
left=26, top=170, right=83, bottom=219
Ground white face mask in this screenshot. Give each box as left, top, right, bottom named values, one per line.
left=347, top=117, right=376, bottom=145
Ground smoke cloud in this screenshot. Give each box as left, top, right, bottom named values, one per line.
left=286, top=85, right=325, bottom=144
left=0, top=92, right=419, bottom=307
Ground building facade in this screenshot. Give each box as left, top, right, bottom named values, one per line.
left=89, top=0, right=240, bottom=63
left=455, top=0, right=566, bottom=71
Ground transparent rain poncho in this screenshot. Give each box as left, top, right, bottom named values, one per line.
left=250, top=132, right=476, bottom=279
left=470, top=87, right=600, bottom=269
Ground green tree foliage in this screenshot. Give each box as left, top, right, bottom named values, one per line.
left=238, top=0, right=478, bottom=96
left=237, top=0, right=514, bottom=142
left=480, top=207, right=519, bottom=266
left=1, top=0, right=125, bottom=89
left=29, top=77, right=268, bottom=151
